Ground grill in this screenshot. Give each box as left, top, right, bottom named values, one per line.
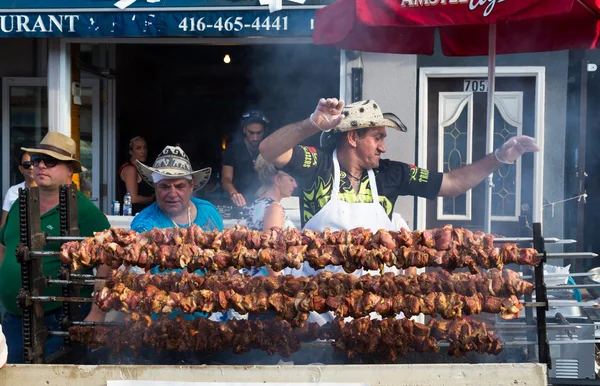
left=12, top=184, right=600, bottom=385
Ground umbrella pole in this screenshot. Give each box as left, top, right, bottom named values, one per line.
left=483, top=23, right=497, bottom=234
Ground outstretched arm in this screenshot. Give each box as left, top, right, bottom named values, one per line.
left=439, top=135, right=539, bottom=198
left=260, top=98, right=345, bottom=169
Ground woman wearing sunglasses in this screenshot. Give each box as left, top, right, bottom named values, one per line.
left=0, top=150, right=36, bottom=227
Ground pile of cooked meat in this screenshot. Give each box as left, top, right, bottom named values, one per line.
left=60, top=224, right=539, bottom=274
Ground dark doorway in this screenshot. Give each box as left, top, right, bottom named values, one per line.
left=115, top=43, right=340, bottom=180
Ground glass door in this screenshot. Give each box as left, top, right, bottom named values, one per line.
left=2, top=77, right=101, bottom=208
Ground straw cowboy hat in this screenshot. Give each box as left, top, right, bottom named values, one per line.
left=21, top=132, right=86, bottom=173
left=320, top=100, right=408, bottom=148
left=136, top=146, right=211, bottom=191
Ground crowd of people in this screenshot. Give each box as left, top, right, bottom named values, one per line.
left=0, top=98, right=538, bottom=364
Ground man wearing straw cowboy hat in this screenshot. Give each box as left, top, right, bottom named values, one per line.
left=0, top=132, right=111, bottom=363
left=131, top=145, right=223, bottom=233
left=260, top=97, right=539, bottom=238
left=129, top=146, right=223, bottom=327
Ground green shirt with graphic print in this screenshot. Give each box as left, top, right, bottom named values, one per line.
left=282, top=145, right=443, bottom=228
left=0, top=191, right=110, bottom=315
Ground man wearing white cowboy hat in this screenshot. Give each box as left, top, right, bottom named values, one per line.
left=0, top=131, right=111, bottom=363
left=131, top=145, right=223, bottom=235
left=260, top=97, right=539, bottom=236
left=128, top=146, right=223, bottom=325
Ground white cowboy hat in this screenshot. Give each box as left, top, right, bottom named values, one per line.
left=320, top=99, right=407, bottom=148
left=21, top=131, right=86, bottom=173
left=136, top=146, right=211, bottom=191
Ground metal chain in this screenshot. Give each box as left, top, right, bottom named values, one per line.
left=59, top=186, right=71, bottom=346
left=18, top=189, right=32, bottom=363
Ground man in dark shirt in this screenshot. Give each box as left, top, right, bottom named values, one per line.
left=284, top=144, right=442, bottom=227
left=260, top=98, right=539, bottom=230
left=221, top=110, right=269, bottom=206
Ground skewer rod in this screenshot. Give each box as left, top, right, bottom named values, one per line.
left=504, top=340, right=600, bottom=346
left=70, top=321, right=125, bottom=327
left=495, top=237, right=562, bottom=243
left=490, top=325, right=584, bottom=330
left=523, top=300, right=597, bottom=307
left=70, top=273, right=99, bottom=280
left=46, top=236, right=86, bottom=242
left=47, top=279, right=96, bottom=286
left=29, top=251, right=60, bottom=257
left=544, top=252, right=597, bottom=259
left=546, top=283, right=600, bottom=290
left=522, top=272, right=597, bottom=279
left=30, top=296, right=94, bottom=303
left=48, top=331, right=69, bottom=337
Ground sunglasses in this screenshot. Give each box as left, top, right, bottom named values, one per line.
left=20, top=161, right=33, bottom=169
left=30, top=155, right=61, bottom=168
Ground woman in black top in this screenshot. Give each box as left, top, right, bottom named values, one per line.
left=118, top=136, right=155, bottom=214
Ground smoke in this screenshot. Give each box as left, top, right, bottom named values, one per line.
left=241, top=43, right=340, bottom=148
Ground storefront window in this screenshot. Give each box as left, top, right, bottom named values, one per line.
left=79, top=86, right=94, bottom=197
left=4, top=80, right=98, bottom=203
left=8, top=85, right=48, bottom=186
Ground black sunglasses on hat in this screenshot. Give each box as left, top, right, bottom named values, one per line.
left=30, top=155, right=62, bottom=168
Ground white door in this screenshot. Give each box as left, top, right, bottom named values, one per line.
left=2, top=77, right=102, bottom=208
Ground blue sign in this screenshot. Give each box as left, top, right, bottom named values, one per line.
left=0, top=0, right=330, bottom=11
left=0, top=9, right=316, bottom=37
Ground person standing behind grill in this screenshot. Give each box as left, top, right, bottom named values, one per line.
left=1, top=151, right=37, bottom=227
left=130, top=146, right=224, bottom=322
left=260, top=98, right=539, bottom=234
left=221, top=110, right=269, bottom=207
left=131, top=145, right=223, bottom=234
left=118, top=136, right=155, bottom=215
left=0, top=132, right=111, bottom=363
left=244, top=155, right=297, bottom=277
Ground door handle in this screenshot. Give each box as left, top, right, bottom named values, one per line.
left=89, top=197, right=99, bottom=202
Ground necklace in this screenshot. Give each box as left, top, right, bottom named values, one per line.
left=172, top=205, right=193, bottom=228
left=245, top=141, right=259, bottom=164
left=346, top=171, right=362, bottom=181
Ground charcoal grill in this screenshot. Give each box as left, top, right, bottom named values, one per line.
left=11, top=184, right=600, bottom=385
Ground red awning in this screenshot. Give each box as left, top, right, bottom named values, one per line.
left=314, top=0, right=600, bottom=55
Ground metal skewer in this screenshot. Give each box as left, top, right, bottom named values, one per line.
left=544, top=252, right=598, bottom=259
left=522, top=272, right=597, bottom=279
left=546, top=283, right=600, bottom=290
left=495, top=237, right=563, bottom=244
left=48, top=331, right=69, bottom=337
left=29, top=251, right=61, bottom=257
left=523, top=300, right=598, bottom=307
left=502, top=340, right=600, bottom=346
left=70, top=273, right=99, bottom=280
left=70, top=321, right=125, bottom=327
left=46, top=236, right=86, bottom=242
left=29, top=295, right=94, bottom=303
left=47, top=279, right=96, bottom=286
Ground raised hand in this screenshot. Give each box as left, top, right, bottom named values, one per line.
left=494, top=135, right=539, bottom=164
left=309, top=98, right=345, bottom=132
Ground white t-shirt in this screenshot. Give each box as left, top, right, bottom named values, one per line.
left=2, top=181, right=25, bottom=212
left=0, top=324, right=7, bottom=368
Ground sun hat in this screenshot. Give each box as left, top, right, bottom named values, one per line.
left=136, top=146, right=211, bottom=191
left=21, top=131, right=86, bottom=173
left=320, top=100, right=407, bottom=148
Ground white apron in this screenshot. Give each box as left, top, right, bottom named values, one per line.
left=302, top=150, right=410, bottom=324
left=303, top=150, right=407, bottom=233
